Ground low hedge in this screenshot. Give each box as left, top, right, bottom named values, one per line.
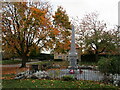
left=98, top=57, right=120, bottom=74
left=61, top=75, right=76, bottom=81
left=54, top=59, right=63, bottom=61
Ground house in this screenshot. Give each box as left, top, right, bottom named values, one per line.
left=54, top=44, right=81, bottom=61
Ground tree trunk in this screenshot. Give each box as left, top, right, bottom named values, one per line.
left=95, top=51, right=99, bottom=62
left=20, top=55, right=28, bottom=68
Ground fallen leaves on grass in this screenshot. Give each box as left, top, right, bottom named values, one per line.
left=2, top=66, right=29, bottom=80
left=2, top=67, right=29, bottom=75
left=51, top=83, right=54, bottom=86
left=32, top=80, right=35, bottom=83
left=0, top=77, right=5, bottom=79
left=0, top=76, right=14, bottom=80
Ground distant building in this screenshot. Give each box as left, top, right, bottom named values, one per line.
left=54, top=44, right=81, bottom=61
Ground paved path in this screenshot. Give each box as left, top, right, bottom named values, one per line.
left=0, top=61, right=41, bottom=67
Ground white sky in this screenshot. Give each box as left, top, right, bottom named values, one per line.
left=50, top=0, right=119, bottom=27
left=42, top=0, right=120, bottom=54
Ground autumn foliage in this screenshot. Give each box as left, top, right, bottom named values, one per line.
left=2, top=67, right=29, bottom=75
left=2, top=2, right=57, bottom=67
left=53, top=6, right=72, bottom=53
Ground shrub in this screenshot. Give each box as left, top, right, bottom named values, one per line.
left=52, top=64, right=60, bottom=68
left=40, top=62, right=53, bottom=71
left=98, top=57, right=120, bottom=74
left=61, top=75, right=75, bottom=81
left=54, top=59, right=63, bottom=61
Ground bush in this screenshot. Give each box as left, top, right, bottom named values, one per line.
left=54, top=59, right=63, bottom=61
left=98, top=57, right=120, bottom=74
left=81, top=54, right=96, bottom=62
left=29, top=52, right=54, bottom=60
left=40, top=62, right=53, bottom=71
left=61, top=75, right=75, bottom=81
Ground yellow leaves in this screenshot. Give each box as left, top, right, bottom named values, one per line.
left=0, top=77, right=5, bottom=79
left=32, top=80, right=35, bottom=83
left=50, top=80, right=54, bottom=82
left=51, top=83, right=54, bottom=86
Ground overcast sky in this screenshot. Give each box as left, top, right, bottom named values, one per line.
left=41, top=0, right=120, bottom=53
left=50, top=0, right=119, bottom=27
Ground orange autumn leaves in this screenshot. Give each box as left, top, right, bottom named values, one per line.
left=52, top=6, right=72, bottom=53
left=50, top=28, right=60, bottom=36
left=1, top=66, right=29, bottom=80
left=30, top=7, right=47, bottom=22
left=53, top=6, right=71, bottom=30
left=2, top=67, right=29, bottom=75
left=62, top=40, right=71, bottom=50
left=2, top=2, right=55, bottom=64
left=2, top=2, right=71, bottom=68
left=55, top=40, right=71, bottom=53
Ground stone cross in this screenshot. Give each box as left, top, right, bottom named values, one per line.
left=68, top=25, right=78, bottom=69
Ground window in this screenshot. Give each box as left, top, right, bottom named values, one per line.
left=58, top=56, right=62, bottom=59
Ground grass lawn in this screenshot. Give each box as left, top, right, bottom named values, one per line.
left=79, top=61, right=98, bottom=66
left=2, top=79, right=118, bottom=89
left=32, top=60, right=69, bottom=68
left=1, top=59, right=98, bottom=66
left=32, top=60, right=98, bottom=66
left=1, top=64, right=119, bottom=89
left=0, top=60, right=21, bottom=65
left=1, top=74, right=119, bottom=89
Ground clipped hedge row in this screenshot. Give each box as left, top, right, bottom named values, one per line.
left=81, top=54, right=120, bottom=62
left=29, top=53, right=54, bottom=60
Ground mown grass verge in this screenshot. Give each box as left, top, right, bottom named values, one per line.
left=0, top=60, right=21, bottom=65
left=2, top=79, right=118, bottom=89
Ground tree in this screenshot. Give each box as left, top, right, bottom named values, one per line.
left=111, top=26, right=120, bottom=55
left=2, top=2, right=57, bottom=67
left=76, top=12, right=116, bottom=61
left=2, top=46, right=17, bottom=60
left=52, top=6, right=71, bottom=53
left=29, top=43, right=40, bottom=58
